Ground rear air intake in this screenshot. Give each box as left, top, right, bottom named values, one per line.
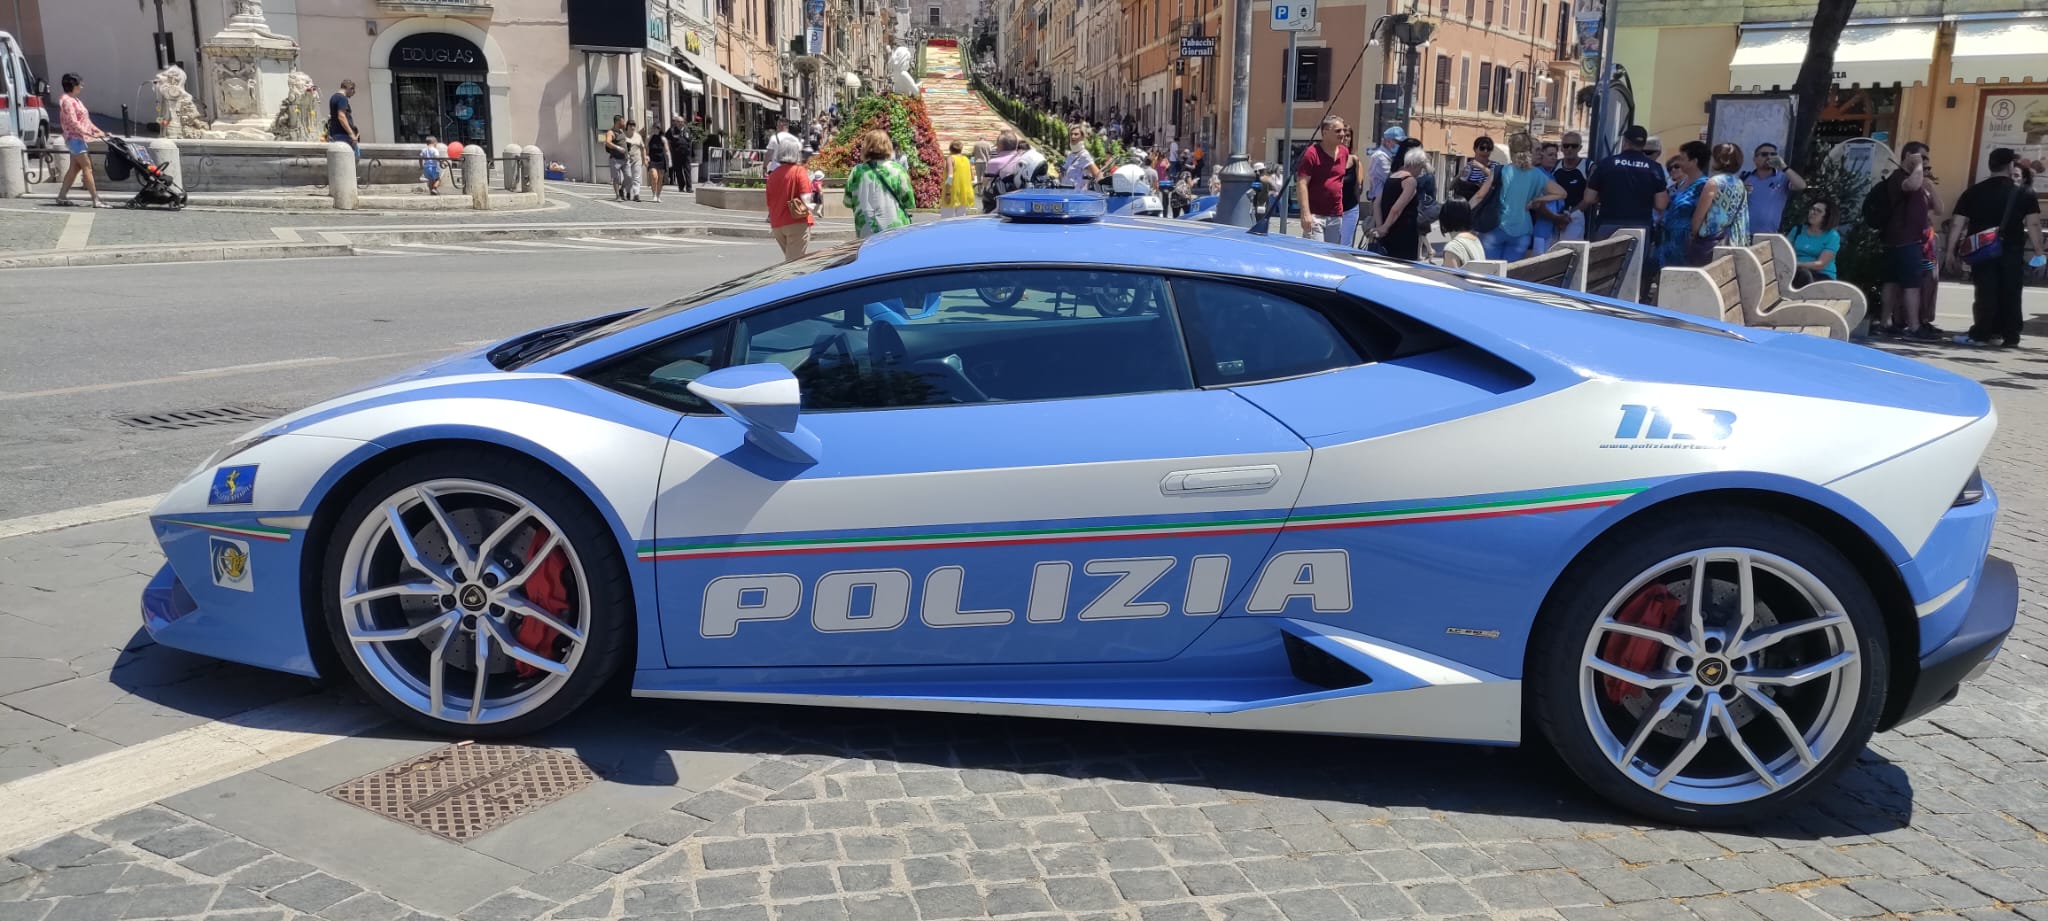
left=1283, top=633, right=1373, bottom=690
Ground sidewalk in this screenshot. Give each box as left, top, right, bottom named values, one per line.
left=0, top=181, right=856, bottom=267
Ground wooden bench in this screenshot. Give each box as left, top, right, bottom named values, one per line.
left=1751, top=233, right=1868, bottom=332
left=1549, top=230, right=1645, bottom=300
left=1659, top=252, right=1848, bottom=339
left=1464, top=247, right=1579, bottom=291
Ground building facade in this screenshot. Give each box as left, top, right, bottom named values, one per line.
left=1615, top=0, right=2045, bottom=192
left=1390, top=0, right=1587, bottom=163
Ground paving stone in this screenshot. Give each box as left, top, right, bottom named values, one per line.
left=130, top=825, right=230, bottom=860
left=91, top=809, right=189, bottom=845
left=695, top=872, right=763, bottom=908
left=909, top=885, right=984, bottom=920
left=676, top=790, right=754, bottom=822
left=626, top=812, right=709, bottom=846
left=1403, top=881, right=1484, bottom=916
left=702, top=838, right=773, bottom=871
left=578, top=838, right=664, bottom=873
left=116, top=882, right=217, bottom=919
left=771, top=834, right=840, bottom=863
left=0, top=902, right=50, bottom=921
left=1801, top=883, right=1885, bottom=918
left=27, top=864, right=126, bottom=899
left=774, top=898, right=849, bottom=921
left=1269, top=888, right=1356, bottom=921
left=176, top=840, right=272, bottom=877
left=1110, top=869, right=1186, bottom=902
left=983, top=884, right=1055, bottom=916
left=210, top=886, right=270, bottom=911
left=551, top=892, right=612, bottom=919
left=318, top=892, right=410, bottom=921
left=734, top=759, right=816, bottom=792
left=41, top=892, right=133, bottom=921
left=518, top=863, right=615, bottom=902
left=621, top=881, right=692, bottom=916
left=768, top=866, right=835, bottom=900
left=965, top=849, right=1037, bottom=882
left=1046, top=876, right=1119, bottom=911
left=266, top=874, right=361, bottom=913
left=10, top=836, right=104, bottom=871
left=690, top=905, right=768, bottom=921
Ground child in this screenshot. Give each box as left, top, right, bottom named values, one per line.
left=1438, top=200, right=1485, bottom=268
left=419, top=135, right=444, bottom=195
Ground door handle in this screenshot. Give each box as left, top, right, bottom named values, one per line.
left=1161, top=465, right=1282, bottom=495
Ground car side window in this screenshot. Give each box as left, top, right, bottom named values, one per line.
left=1171, top=278, right=1363, bottom=386
left=579, top=323, right=727, bottom=413
left=733, top=269, right=1194, bottom=410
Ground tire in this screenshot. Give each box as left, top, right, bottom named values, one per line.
left=976, top=284, right=1024, bottom=308
left=1530, top=509, right=1889, bottom=826
left=319, top=449, right=633, bottom=736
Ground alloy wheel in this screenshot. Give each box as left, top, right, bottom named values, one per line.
left=1577, top=548, right=1863, bottom=806
left=337, top=479, right=591, bottom=724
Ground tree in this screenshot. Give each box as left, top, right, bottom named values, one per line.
left=1786, top=0, right=1858, bottom=171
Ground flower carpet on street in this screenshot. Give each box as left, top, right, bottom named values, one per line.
left=920, top=40, right=1017, bottom=155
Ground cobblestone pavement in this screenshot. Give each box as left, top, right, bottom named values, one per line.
left=0, top=184, right=850, bottom=254
left=1, top=342, right=2045, bottom=921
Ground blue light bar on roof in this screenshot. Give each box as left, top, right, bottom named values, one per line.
left=997, top=190, right=1108, bottom=222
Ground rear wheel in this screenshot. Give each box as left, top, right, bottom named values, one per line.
left=320, top=450, right=632, bottom=736
left=1531, top=511, right=1889, bottom=825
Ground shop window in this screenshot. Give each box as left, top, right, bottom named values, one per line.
left=389, top=32, right=490, bottom=149
left=1285, top=47, right=1330, bottom=103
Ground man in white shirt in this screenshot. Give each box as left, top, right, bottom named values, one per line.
left=1366, top=125, right=1404, bottom=205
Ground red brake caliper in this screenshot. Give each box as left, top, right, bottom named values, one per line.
left=1599, top=584, right=1682, bottom=704
left=511, top=529, right=571, bottom=678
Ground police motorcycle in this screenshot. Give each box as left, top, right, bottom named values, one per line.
left=1101, top=149, right=1165, bottom=218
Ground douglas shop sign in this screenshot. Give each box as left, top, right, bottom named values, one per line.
left=393, top=34, right=484, bottom=70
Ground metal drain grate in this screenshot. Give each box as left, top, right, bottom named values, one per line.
left=326, top=743, right=598, bottom=841
left=115, top=405, right=277, bottom=431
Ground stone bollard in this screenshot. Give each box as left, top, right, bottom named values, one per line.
left=0, top=136, right=25, bottom=198
left=327, top=142, right=358, bottom=210
left=501, top=144, right=523, bottom=192
left=146, top=139, right=182, bottom=190
left=522, top=146, right=544, bottom=199
left=464, top=145, right=489, bottom=210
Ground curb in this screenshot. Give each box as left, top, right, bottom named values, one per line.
left=0, top=242, right=356, bottom=269
left=328, top=222, right=858, bottom=246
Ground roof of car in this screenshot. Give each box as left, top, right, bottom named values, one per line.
left=847, top=214, right=1375, bottom=288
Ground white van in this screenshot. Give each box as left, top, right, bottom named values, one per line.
left=1, top=31, right=51, bottom=150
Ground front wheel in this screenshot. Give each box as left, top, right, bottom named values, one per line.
left=1531, top=511, right=1889, bottom=826
left=320, top=450, right=633, bottom=736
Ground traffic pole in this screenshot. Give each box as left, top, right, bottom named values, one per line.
left=1215, top=0, right=1257, bottom=226
left=1279, top=29, right=1297, bottom=234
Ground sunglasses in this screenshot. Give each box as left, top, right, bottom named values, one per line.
left=1562, top=142, right=1581, bottom=148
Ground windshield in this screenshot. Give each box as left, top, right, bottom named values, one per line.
left=498, top=245, right=861, bottom=368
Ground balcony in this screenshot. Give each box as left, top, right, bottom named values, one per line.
left=376, top=0, right=492, bottom=16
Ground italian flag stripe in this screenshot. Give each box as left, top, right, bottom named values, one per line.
left=162, top=519, right=296, bottom=542
left=637, top=487, right=1637, bottom=562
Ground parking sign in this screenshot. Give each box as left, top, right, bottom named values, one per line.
left=1270, top=0, right=1315, bottom=31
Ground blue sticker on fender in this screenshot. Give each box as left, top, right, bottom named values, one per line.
left=209, top=465, right=258, bottom=505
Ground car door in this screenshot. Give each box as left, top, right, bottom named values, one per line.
left=611, top=267, right=1312, bottom=669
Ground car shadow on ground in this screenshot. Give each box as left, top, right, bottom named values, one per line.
left=108, top=635, right=1916, bottom=838
left=631, top=695, right=1919, bottom=840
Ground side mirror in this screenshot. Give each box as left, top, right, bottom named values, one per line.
left=686, top=364, right=822, bottom=465
left=32, top=79, right=49, bottom=98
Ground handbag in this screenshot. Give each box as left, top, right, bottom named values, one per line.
left=1961, top=186, right=2021, bottom=265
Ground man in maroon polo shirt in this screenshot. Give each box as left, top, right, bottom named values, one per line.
left=1294, top=117, right=1350, bottom=244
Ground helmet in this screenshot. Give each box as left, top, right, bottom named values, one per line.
left=1110, top=162, right=1153, bottom=195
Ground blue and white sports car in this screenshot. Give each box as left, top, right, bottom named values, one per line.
left=144, top=191, right=2016, bottom=824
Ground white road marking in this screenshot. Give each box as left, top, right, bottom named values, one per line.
left=639, top=235, right=758, bottom=246
left=0, top=495, right=164, bottom=540
left=180, top=356, right=341, bottom=376
left=0, top=696, right=384, bottom=854
left=54, top=210, right=95, bottom=251
left=390, top=242, right=509, bottom=253
left=0, top=346, right=464, bottom=402
left=492, top=239, right=611, bottom=251
left=570, top=236, right=665, bottom=247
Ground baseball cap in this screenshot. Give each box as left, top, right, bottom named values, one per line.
left=1382, top=126, right=1407, bottom=141
left=1622, top=125, right=1649, bottom=144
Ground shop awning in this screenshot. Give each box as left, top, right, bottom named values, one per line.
left=1728, top=21, right=1938, bottom=90
left=649, top=58, right=705, bottom=95
left=675, top=47, right=778, bottom=108
left=1950, top=17, right=2048, bottom=84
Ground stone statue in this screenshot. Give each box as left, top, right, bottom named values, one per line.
left=153, top=66, right=209, bottom=138
left=267, top=71, right=318, bottom=141
left=225, top=0, right=289, bottom=40
left=887, top=46, right=920, bottom=96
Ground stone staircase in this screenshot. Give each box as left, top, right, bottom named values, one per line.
left=920, top=41, right=1017, bottom=154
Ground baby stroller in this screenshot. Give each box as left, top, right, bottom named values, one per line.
left=102, top=136, right=187, bottom=210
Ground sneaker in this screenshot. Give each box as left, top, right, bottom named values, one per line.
left=1873, top=324, right=1905, bottom=338
left=1953, top=334, right=1996, bottom=347
left=1907, top=325, right=1944, bottom=342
